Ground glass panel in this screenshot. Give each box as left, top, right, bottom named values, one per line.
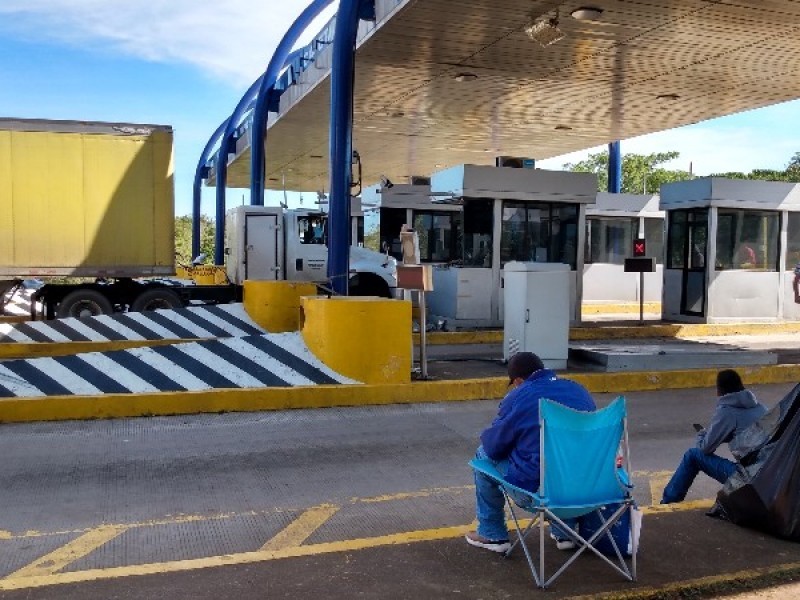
left=667, top=211, right=687, bottom=269
left=355, top=216, right=364, bottom=246
left=716, top=209, right=778, bottom=271
left=585, top=217, right=636, bottom=265
left=643, top=218, right=665, bottom=264
left=463, top=199, right=493, bottom=267
left=379, top=207, right=407, bottom=260
left=411, top=211, right=462, bottom=263
left=684, top=271, right=705, bottom=314
left=364, top=208, right=380, bottom=252
left=500, top=201, right=530, bottom=263
left=550, top=204, right=578, bottom=269
left=297, top=215, right=327, bottom=245
left=412, top=213, right=433, bottom=261
left=786, top=213, right=800, bottom=270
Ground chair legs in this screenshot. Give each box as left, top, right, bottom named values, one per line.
left=501, top=491, right=637, bottom=589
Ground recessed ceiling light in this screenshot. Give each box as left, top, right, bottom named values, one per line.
left=454, top=72, right=478, bottom=82
left=570, top=7, right=604, bottom=21
left=309, top=154, right=323, bottom=159
left=555, top=125, right=573, bottom=131
left=656, top=93, right=681, bottom=101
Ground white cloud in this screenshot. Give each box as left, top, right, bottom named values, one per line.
left=0, top=0, right=338, bottom=85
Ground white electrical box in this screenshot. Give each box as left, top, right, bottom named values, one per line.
left=503, top=262, right=570, bottom=369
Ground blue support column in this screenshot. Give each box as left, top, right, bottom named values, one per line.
left=250, top=0, right=335, bottom=208
left=608, top=141, right=622, bottom=193
left=328, top=0, right=365, bottom=295
left=212, top=76, right=265, bottom=265
left=192, top=121, right=226, bottom=261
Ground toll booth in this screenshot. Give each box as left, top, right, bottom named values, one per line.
left=584, top=193, right=665, bottom=304
left=661, top=177, right=800, bottom=323
left=361, top=181, right=462, bottom=263
left=426, top=164, right=597, bottom=328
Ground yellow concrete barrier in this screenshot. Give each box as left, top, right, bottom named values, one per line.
left=243, top=281, right=318, bottom=333
left=301, top=296, right=412, bottom=384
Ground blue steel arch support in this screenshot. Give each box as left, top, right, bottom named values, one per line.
left=608, top=141, right=622, bottom=193
left=328, top=0, right=367, bottom=296
left=212, top=75, right=265, bottom=265
left=249, top=0, right=336, bottom=209
left=193, top=120, right=227, bottom=261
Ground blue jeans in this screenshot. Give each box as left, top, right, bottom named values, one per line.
left=473, top=446, right=574, bottom=541
left=661, top=447, right=737, bottom=504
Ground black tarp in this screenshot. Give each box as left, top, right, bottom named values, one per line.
left=712, top=383, right=800, bottom=540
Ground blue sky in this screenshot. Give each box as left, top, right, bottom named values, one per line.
left=2, top=1, right=799, bottom=216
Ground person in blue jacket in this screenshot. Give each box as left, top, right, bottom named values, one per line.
left=661, top=369, right=767, bottom=504
left=465, top=352, right=596, bottom=553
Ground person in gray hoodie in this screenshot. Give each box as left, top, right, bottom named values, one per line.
left=661, top=369, right=767, bottom=504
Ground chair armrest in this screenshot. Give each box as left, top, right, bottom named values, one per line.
left=469, top=458, right=541, bottom=505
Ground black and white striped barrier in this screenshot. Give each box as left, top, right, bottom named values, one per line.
left=0, top=304, right=265, bottom=343
left=0, top=332, right=355, bottom=397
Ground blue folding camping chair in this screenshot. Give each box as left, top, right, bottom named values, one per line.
left=469, top=396, right=637, bottom=588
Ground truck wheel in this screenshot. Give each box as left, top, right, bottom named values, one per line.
left=56, top=290, right=114, bottom=319
left=349, top=274, right=390, bottom=298
left=131, top=289, right=184, bottom=312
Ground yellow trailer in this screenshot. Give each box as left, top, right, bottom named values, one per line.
left=0, top=118, right=175, bottom=277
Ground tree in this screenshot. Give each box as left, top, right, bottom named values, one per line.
left=563, top=150, right=693, bottom=193
left=174, top=215, right=215, bottom=267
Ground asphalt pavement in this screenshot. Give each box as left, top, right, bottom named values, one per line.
left=1, top=383, right=798, bottom=599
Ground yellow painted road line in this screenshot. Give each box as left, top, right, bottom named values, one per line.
left=259, top=504, right=340, bottom=551
left=6, top=525, right=127, bottom=580
left=0, top=476, right=692, bottom=542
left=645, top=471, right=673, bottom=506
left=357, top=485, right=472, bottom=503
left=0, top=501, right=712, bottom=591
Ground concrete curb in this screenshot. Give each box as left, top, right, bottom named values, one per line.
left=3, top=321, right=799, bottom=357
left=3, top=363, right=800, bottom=424
left=569, top=561, right=800, bottom=600
left=417, top=321, right=800, bottom=345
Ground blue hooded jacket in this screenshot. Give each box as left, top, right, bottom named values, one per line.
left=480, top=369, right=596, bottom=492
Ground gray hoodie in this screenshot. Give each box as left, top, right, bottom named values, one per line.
left=697, top=389, right=767, bottom=455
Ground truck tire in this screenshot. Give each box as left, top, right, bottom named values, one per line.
left=131, top=288, right=184, bottom=312
left=349, top=274, right=391, bottom=298
left=56, top=289, right=114, bottom=319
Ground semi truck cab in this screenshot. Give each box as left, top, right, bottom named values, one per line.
left=225, top=205, right=397, bottom=297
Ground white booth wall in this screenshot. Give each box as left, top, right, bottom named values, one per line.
left=661, top=178, right=800, bottom=323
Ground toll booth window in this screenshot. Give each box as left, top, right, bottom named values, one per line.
left=380, top=207, right=406, bottom=260
left=785, top=213, right=800, bottom=270
left=355, top=216, right=364, bottom=247
left=463, top=198, right=493, bottom=267
left=501, top=201, right=578, bottom=269
left=413, top=211, right=462, bottom=263
left=716, top=209, right=778, bottom=271
left=297, top=215, right=328, bottom=245
left=364, top=209, right=380, bottom=252
left=643, top=217, right=665, bottom=264
left=585, top=217, right=638, bottom=265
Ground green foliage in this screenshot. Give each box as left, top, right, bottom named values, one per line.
left=174, top=215, right=215, bottom=267
left=565, top=149, right=800, bottom=191
left=564, top=150, right=692, bottom=193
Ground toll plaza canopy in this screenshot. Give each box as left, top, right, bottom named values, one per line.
left=223, top=0, right=800, bottom=192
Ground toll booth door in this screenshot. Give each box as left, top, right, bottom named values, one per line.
left=245, top=214, right=280, bottom=280
left=681, top=216, right=707, bottom=316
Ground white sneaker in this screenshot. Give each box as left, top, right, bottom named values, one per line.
left=550, top=533, right=576, bottom=551
left=465, top=531, right=511, bottom=554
